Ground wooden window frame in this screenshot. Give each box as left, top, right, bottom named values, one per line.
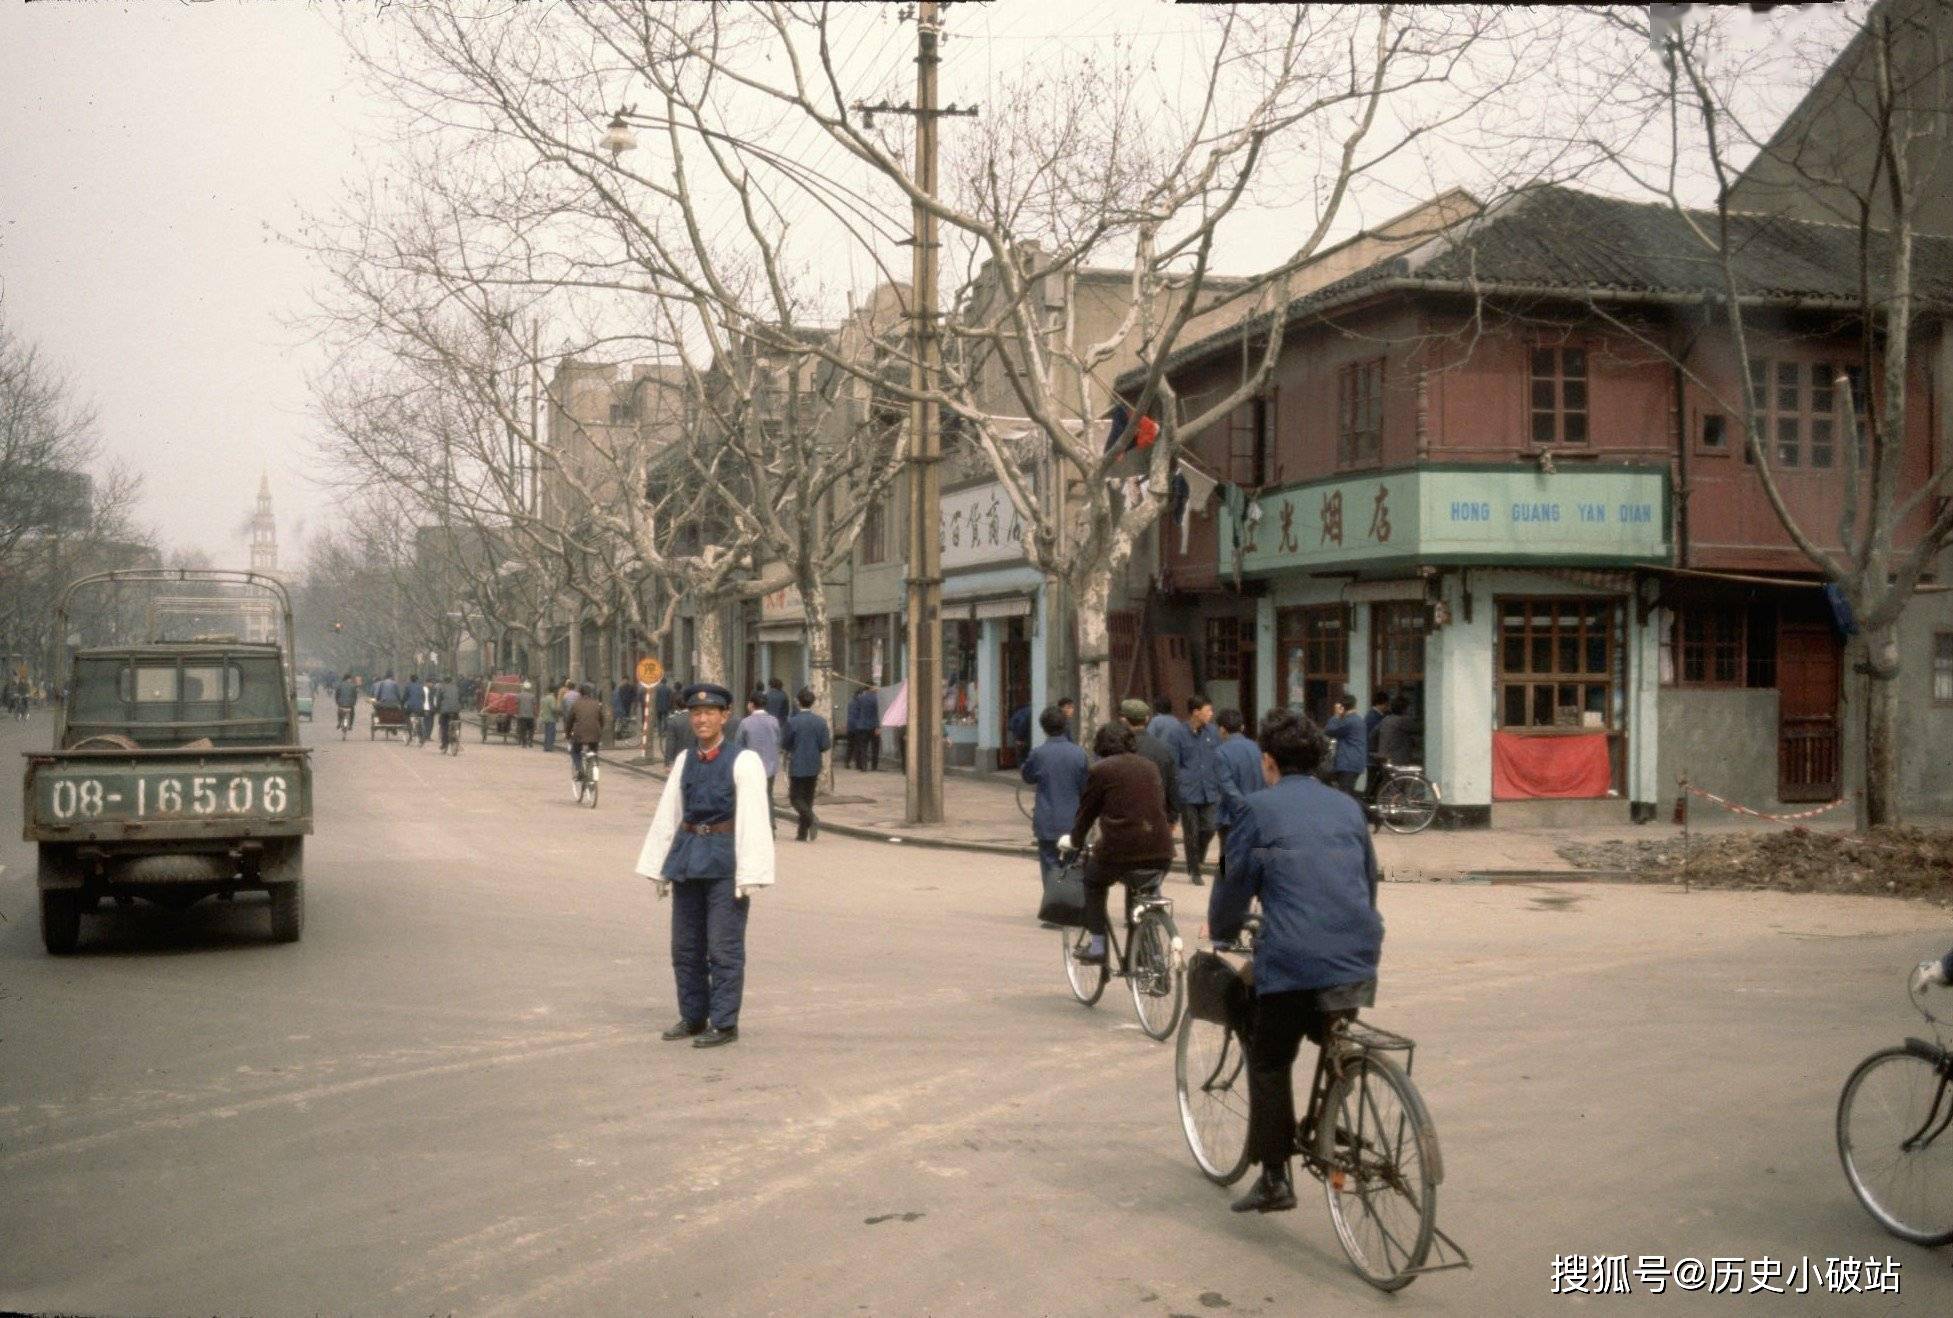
left=1204, top=616, right=1243, bottom=682
left=1275, top=603, right=1350, bottom=719
left=1497, top=596, right=1620, bottom=731
left=1530, top=344, right=1589, bottom=446
left=1336, top=360, right=1383, bottom=468
left=1227, top=396, right=1270, bottom=488
left=1670, top=606, right=1745, bottom=688
left=1934, top=632, right=1953, bottom=706
left=860, top=490, right=887, bottom=565
left=1745, top=358, right=1858, bottom=471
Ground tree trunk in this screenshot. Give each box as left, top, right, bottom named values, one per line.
left=803, top=579, right=833, bottom=791
left=1862, top=622, right=1902, bottom=827
left=566, top=604, right=584, bottom=682
left=694, top=601, right=725, bottom=684
left=1074, top=567, right=1113, bottom=742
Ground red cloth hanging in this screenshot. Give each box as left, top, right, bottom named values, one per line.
left=1491, top=731, right=1612, bottom=800
left=1134, top=415, right=1159, bottom=449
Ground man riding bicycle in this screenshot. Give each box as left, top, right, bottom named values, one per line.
left=567, top=680, right=608, bottom=783
left=1064, top=721, right=1175, bottom=965
left=333, top=674, right=358, bottom=731
left=1210, top=707, right=1384, bottom=1216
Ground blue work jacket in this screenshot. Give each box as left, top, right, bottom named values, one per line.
left=1324, top=713, right=1369, bottom=775
left=1167, top=719, right=1222, bottom=806
left=1021, top=736, right=1089, bottom=843
left=782, top=709, right=831, bottom=778
left=1211, top=773, right=1383, bottom=994
left=847, top=689, right=880, bottom=733
left=1215, top=734, right=1265, bottom=829
left=765, top=687, right=792, bottom=722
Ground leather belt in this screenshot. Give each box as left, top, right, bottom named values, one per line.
left=680, top=820, right=735, bottom=836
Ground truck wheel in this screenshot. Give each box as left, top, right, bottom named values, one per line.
left=269, top=880, right=304, bottom=943
left=41, top=889, right=82, bottom=955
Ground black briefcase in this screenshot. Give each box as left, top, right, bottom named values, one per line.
left=1186, top=949, right=1254, bottom=1029
left=1038, top=857, right=1088, bottom=927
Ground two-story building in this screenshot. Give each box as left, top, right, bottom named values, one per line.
left=1128, top=184, right=1952, bottom=825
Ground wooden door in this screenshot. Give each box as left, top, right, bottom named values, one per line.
left=999, top=618, right=1032, bottom=769
left=1777, top=623, right=1841, bottom=802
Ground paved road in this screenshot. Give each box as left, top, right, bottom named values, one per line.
left=2, top=708, right=1950, bottom=1315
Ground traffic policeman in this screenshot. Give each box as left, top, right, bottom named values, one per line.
left=635, top=683, right=777, bottom=1047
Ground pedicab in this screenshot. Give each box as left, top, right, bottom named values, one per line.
left=369, top=701, right=408, bottom=740
left=478, top=673, right=523, bottom=743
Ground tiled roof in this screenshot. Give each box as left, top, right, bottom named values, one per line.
left=1125, top=185, right=1953, bottom=389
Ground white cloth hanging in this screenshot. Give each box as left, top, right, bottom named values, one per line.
left=1181, top=464, right=1219, bottom=517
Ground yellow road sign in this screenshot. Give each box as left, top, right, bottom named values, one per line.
left=635, top=656, right=664, bottom=685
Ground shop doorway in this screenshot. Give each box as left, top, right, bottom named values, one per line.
left=1777, top=623, right=1841, bottom=802
left=999, top=617, right=1032, bottom=769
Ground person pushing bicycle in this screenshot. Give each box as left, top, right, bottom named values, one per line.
left=1064, top=720, right=1175, bottom=966
left=1209, top=707, right=1384, bottom=1216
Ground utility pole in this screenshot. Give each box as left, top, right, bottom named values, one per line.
left=860, top=1, right=975, bottom=825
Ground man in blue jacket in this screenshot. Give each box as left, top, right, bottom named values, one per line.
left=1021, top=705, right=1088, bottom=880
left=1212, top=708, right=1383, bottom=1215
left=1322, top=690, right=1369, bottom=797
left=764, top=676, right=792, bottom=723
left=1213, top=707, right=1263, bottom=879
left=782, top=686, right=832, bottom=841
left=846, top=685, right=881, bottom=772
left=1167, top=694, right=1222, bottom=886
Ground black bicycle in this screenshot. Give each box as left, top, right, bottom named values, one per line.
left=1837, top=969, right=1953, bottom=1245
left=1368, top=763, right=1440, bottom=835
left=1058, top=860, right=1184, bottom=1041
left=1174, top=923, right=1465, bottom=1291
left=336, top=704, right=355, bottom=739
left=571, top=745, right=601, bottom=808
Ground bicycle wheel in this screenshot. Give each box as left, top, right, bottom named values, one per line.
left=1061, top=925, right=1107, bottom=1006
left=572, top=770, right=587, bottom=804
left=586, top=764, right=600, bottom=809
left=1128, top=912, right=1184, bottom=1040
left=1376, top=776, right=1438, bottom=835
left=1837, top=1045, right=1953, bottom=1245
left=1175, top=1010, right=1252, bottom=1185
left=1319, top=1052, right=1439, bottom=1292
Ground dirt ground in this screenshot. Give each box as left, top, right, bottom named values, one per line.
left=1559, top=825, right=1953, bottom=903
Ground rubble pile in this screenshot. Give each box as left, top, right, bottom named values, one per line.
left=1557, top=827, right=1953, bottom=902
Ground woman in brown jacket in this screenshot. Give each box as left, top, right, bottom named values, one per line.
left=1068, top=721, right=1176, bottom=964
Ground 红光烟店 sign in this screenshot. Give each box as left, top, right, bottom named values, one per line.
left=1221, top=465, right=1670, bottom=574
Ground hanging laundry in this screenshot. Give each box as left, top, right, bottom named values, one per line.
left=1105, top=404, right=1131, bottom=455
left=1169, top=471, right=1190, bottom=522
left=1181, top=463, right=1218, bottom=517
left=1134, top=415, right=1159, bottom=449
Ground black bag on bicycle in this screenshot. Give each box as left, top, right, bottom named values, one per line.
left=1038, top=857, right=1088, bottom=927
left=1186, top=949, right=1254, bottom=1029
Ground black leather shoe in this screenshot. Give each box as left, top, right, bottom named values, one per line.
left=1189, top=874, right=1206, bottom=887
left=1231, top=1167, right=1297, bottom=1214
left=693, top=1025, right=739, bottom=1048
left=660, top=1020, right=706, bottom=1041
left=1072, top=945, right=1107, bottom=966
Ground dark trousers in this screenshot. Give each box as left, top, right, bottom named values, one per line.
left=670, top=876, right=749, bottom=1030
left=516, top=716, right=534, bottom=747
left=1083, top=860, right=1165, bottom=938
left=542, top=719, right=557, bottom=752
left=846, top=729, right=867, bottom=770
left=790, top=775, right=819, bottom=839
left=1247, top=989, right=1334, bottom=1170
left=1180, top=803, right=1217, bottom=880
left=438, top=712, right=457, bottom=748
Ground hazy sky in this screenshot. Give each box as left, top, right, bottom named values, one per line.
left=0, top=1, right=1841, bottom=565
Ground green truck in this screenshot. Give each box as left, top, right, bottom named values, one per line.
left=22, top=569, right=313, bottom=953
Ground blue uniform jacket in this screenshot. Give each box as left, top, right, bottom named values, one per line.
left=1324, top=712, right=1369, bottom=775
left=1020, top=737, right=1089, bottom=843
left=1167, top=719, right=1222, bottom=806
left=1215, top=734, right=1265, bottom=829
left=782, top=709, right=831, bottom=778
left=765, top=688, right=792, bottom=722
left=663, top=746, right=738, bottom=880
left=1212, top=773, right=1383, bottom=994
left=1146, top=713, right=1179, bottom=743
left=847, top=689, right=880, bottom=733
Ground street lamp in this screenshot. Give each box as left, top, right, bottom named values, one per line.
left=602, top=112, right=638, bottom=160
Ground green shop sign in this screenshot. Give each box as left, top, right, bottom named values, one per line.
left=1221, top=464, right=1670, bottom=574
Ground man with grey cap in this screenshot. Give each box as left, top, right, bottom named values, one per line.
left=1122, top=697, right=1181, bottom=818
left=635, top=682, right=776, bottom=1048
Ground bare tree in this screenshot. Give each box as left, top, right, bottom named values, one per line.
left=1576, top=0, right=1953, bottom=823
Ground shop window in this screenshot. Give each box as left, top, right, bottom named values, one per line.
left=1205, top=617, right=1243, bottom=682
left=944, top=619, right=980, bottom=725
left=1660, top=602, right=1778, bottom=689
left=1530, top=346, right=1588, bottom=445
left=1934, top=633, right=1953, bottom=705
left=1337, top=360, right=1383, bottom=466
left=1369, top=601, right=1427, bottom=718
left=1276, top=604, right=1348, bottom=722
left=1498, top=598, right=1617, bottom=729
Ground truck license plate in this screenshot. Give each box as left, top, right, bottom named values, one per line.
left=42, top=773, right=295, bottom=822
